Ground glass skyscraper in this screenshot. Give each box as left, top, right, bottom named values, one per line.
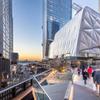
left=0, top=0, right=13, bottom=59
left=43, top=0, right=72, bottom=59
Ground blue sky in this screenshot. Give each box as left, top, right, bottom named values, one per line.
left=13, top=0, right=98, bottom=60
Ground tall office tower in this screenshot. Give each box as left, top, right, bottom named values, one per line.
left=43, top=0, right=72, bottom=59
left=0, top=0, right=13, bottom=59
left=0, top=0, right=13, bottom=78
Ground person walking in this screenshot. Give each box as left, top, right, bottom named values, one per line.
left=81, top=64, right=86, bottom=76
left=77, top=67, right=81, bottom=76
left=66, top=68, right=73, bottom=84
left=87, top=66, right=93, bottom=78
left=94, top=69, right=100, bottom=96
left=92, top=69, right=96, bottom=83
left=83, top=68, right=88, bottom=85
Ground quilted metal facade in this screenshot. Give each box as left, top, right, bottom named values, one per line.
left=49, top=7, right=100, bottom=58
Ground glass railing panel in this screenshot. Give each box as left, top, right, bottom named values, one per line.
left=35, top=69, right=51, bottom=82
left=32, top=76, right=51, bottom=100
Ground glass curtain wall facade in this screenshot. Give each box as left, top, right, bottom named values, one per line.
left=43, top=0, right=72, bottom=59
left=0, top=0, right=13, bottom=59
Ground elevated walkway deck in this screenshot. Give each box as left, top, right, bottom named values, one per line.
left=43, top=82, right=69, bottom=100
left=1, top=69, right=99, bottom=100
left=72, top=72, right=100, bottom=100
left=73, top=84, right=99, bottom=100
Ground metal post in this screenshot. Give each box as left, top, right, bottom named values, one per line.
left=12, top=87, right=16, bottom=97
left=23, top=82, right=26, bottom=90
left=31, top=79, right=33, bottom=86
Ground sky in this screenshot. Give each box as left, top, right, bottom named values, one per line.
left=13, top=0, right=98, bottom=61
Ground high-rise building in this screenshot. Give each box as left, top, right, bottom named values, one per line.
left=0, top=0, right=13, bottom=59
left=0, top=0, right=13, bottom=79
left=43, top=0, right=72, bottom=59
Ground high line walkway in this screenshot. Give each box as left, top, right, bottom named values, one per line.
left=72, top=73, right=100, bottom=100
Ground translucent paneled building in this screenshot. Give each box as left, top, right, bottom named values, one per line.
left=49, top=7, right=100, bottom=58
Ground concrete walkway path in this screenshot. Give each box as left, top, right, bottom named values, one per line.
left=72, top=73, right=100, bottom=100
left=73, top=84, right=99, bottom=100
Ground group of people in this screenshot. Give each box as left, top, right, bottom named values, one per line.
left=77, top=65, right=100, bottom=96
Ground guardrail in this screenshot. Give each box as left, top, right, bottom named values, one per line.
left=0, top=77, right=33, bottom=99
left=0, top=69, right=52, bottom=100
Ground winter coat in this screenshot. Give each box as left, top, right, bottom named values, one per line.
left=94, top=71, right=100, bottom=84
left=83, top=71, right=88, bottom=80
left=87, top=67, right=93, bottom=74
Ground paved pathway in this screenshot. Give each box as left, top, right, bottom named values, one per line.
left=43, top=82, right=69, bottom=100
left=74, top=74, right=96, bottom=90
left=73, top=84, right=99, bottom=100
left=73, top=73, right=100, bottom=100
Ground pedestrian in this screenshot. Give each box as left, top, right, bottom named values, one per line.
left=92, top=69, right=96, bottom=83
left=94, top=69, right=100, bottom=96
left=77, top=67, right=81, bottom=76
left=81, top=64, right=85, bottom=76
left=83, top=68, right=88, bottom=85
left=87, top=66, right=93, bottom=78
left=66, top=68, right=73, bottom=84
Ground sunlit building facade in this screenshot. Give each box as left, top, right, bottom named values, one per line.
left=43, top=0, right=72, bottom=59
left=0, top=0, right=13, bottom=59
left=49, top=7, right=100, bottom=58
left=0, top=0, right=13, bottom=78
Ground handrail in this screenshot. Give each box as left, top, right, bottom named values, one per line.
left=34, top=69, right=51, bottom=77
left=0, top=69, right=51, bottom=94
left=0, top=76, right=33, bottom=94
left=33, top=76, right=52, bottom=100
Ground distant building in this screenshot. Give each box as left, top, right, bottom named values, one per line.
left=11, top=53, right=19, bottom=64
left=0, top=0, right=13, bottom=79
left=42, top=0, right=72, bottom=59
left=49, top=7, right=100, bottom=58
left=0, top=58, right=10, bottom=81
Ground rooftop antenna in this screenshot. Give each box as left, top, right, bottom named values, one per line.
left=72, top=3, right=82, bottom=14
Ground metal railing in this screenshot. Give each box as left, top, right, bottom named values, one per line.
left=0, top=69, right=52, bottom=100
left=0, top=77, right=33, bottom=99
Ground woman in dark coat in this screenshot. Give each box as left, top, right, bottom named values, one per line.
left=83, top=69, right=88, bottom=85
